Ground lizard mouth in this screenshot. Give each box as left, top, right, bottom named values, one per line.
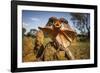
left=56, top=23, right=60, bottom=26
left=54, top=21, right=62, bottom=28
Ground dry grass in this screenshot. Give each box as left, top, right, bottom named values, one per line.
left=69, top=41, right=90, bottom=59
left=22, top=37, right=36, bottom=62
left=22, top=36, right=90, bottom=62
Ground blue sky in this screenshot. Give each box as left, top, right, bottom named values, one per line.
left=22, top=10, right=84, bottom=33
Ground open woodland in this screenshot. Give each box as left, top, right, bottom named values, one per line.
left=22, top=13, right=90, bottom=62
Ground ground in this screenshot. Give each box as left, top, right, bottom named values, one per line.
left=22, top=36, right=90, bottom=62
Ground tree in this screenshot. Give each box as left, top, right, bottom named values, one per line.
left=70, top=13, right=90, bottom=38
left=22, top=28, right=26, bottom=36
left=27, top=29, right=37, bottom=37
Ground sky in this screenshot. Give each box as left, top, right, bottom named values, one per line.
left=22, top=10, right=89, bottom=34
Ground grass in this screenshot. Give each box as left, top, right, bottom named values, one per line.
left=22, top=36, right=90, bottom=62
left=69, top=41, right=90, bottom=59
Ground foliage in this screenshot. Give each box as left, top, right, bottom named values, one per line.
left=70, top=13, right=90, bottom=37
left=27, top=29, right=37, bottom=38
left=22, top=28, right=26, bottom=36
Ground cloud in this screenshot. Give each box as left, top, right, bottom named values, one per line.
left=23, top=22, right=28, bottom=27
left=31, top=17, right=40, bottom=21
left=23, top=22, right=30, bottom=32
left=23, top=22, right=28, bottom=26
